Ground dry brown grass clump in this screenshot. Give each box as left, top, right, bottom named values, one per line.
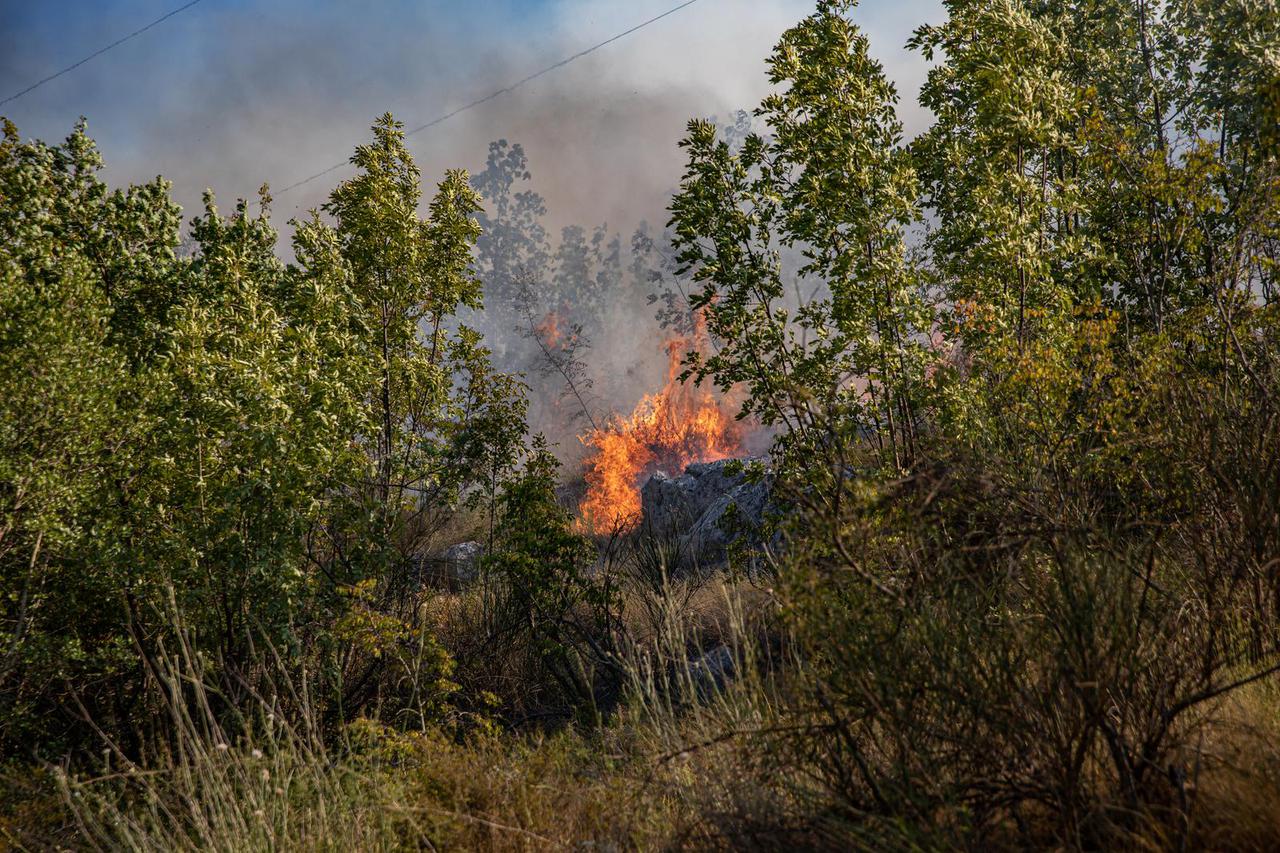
left=1182, top=682, right=1280, bottom=851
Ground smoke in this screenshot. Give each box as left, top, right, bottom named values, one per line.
left=0, top=0, right=942, bottom=454
left=1, top=0, right=937, bottom=228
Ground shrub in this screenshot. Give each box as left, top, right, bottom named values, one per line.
left=478, top=438, right=622, bottom=725
left=781, top=309, right=1280, bottom=846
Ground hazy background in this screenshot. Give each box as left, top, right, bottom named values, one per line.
left=0, top=0, right=940, bottom=233
left=1, top=0, right=944, bottom=453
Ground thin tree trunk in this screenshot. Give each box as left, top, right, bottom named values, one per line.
left=380, top=297, right=393, bottom=507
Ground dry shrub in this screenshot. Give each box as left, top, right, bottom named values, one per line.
left=50, top=718, right=686, bottom=852
left=771, top=311, right=1280, bottom=849
left=421, top=515, right=780, bottom=734
left=1184, top=682, right=1280, bottom=850
left=22, top=564, right=795, bottom=852
left=28, top=626, right=663, bottom=851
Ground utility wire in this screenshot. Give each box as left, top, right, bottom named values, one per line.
left=278, top=0, right=705, bottom=197
left=1, top=0, right=208, bottom=108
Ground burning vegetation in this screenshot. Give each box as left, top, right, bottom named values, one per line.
left=534, top=310, right=568, bottom=349
left=577, top=332, right=744, bottom=534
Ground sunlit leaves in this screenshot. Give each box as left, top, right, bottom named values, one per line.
left=670, top=0, right=930, bottom=470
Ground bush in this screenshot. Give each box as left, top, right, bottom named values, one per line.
left=780, top=309, right=1280, bottom=846
left=475, top=438, right=623, bottom=725
left=0, top=116, right=525, bottom=759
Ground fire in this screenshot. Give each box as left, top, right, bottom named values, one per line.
left=577, top=333, right=744, bottom=534
left=535, top=310, right=568, bottom=349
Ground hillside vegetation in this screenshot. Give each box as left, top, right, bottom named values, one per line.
left=2, top=0, right=1279, bottom=849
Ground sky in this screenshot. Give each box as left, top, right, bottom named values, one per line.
left=0, top=0, right=943, bottom=236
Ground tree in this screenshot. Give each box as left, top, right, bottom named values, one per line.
left=670, top=0, right=929, bottom=469
left=472, top=139, right=551, bottom=310
left=911, top=0, right=1279, bottom=343
left=131, top=188, right=372, bottom=672
left=0, top=120, right=136, bottom=751
left=481, top=438, right=618, bottom=723
left=0, top=115, right=529, bottom=753
left=312, top=114, right=521, bottom=579
left=910, top=0, right=1089, bottom=352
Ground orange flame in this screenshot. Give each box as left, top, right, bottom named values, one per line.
left=578, top=331, right=744, bottom=534
left=535, top=310, right=567, bottom=350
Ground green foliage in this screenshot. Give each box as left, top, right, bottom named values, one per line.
left=2, top=0, right=1279, bottom=846
left=0, top=120, right=174, bottom=751
left=289, top=115, right=528, bottom=724
left=0, top=121, right=138, bottom=749
left=294, top=113, right=528, bottom=603
left=910, top=0, right=1091, bottom=348
left=0, top=119, right=185, bottom=363
left=482, top=438, right=620, bottom=722
left=911, top=0, right=1279, bottom=346
left=334, top=579, right=458, bottom=730
left=664, top=0, right=1280, bottom=844
left=0, top=114, right=528, bottom=755
left=316, top=113, right=490, bottom=523
left=784, top=306, right=1280, bottom=845
left=670, top=0, right=931, bottom=470
left=131, top=189, right=373, bottom=660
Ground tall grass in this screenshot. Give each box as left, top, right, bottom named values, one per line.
left=43, top=559, right=788, bottom=852
left=15, top=531, right=1280, bottom=852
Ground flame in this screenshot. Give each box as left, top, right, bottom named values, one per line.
left=577, top=330, right=744, bottom=534
left=535, top=311, right=567, bottom=349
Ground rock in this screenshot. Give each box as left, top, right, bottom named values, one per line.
left=639, top=470, right=699, bottom=535
left=684, top=472, right=773, bottom=561
left=638, top=457, right=774, bottom=567
left=640, top=458, right=764, bottom=533
left=687, top=645, right=737, bottom=700
left=441, top=540, right=484, bottom=587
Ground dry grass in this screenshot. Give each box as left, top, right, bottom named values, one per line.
left=9, top=525, right=1278, bottom=851
left=1185, top=682, right=1280, bottom=851
left=0, top=569, right=789, bottom=852
left=417, top=551, right=779, bottom=728
left=29, top=724, right=687, bottom=852
left=617, top=572, right=774, bottom=645
left=7, top=592, right=1280, bottom=850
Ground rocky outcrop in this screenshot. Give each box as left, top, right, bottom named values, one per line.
left=441, top=540, right=484, bottom=586
left=687, top=644, right=738, bottom=700
left=639, top=457, right=774, bottom=568
left=414, top=540, right=485, bottom=590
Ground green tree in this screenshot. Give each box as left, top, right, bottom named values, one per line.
left=910, top=0, right=1090, bottom=352
left=670, top=0, right=929, bottom=469
left=312, top=114, right=517, bottom=571
left=482, top=438, right=617, bottom=723
left=123, top=188, right=372, bottom=673
left=0, top=120, right=138, bottom=750
left=0, top=115, right=529, bottom=752
left=911, top=0, right=1279, bottom=343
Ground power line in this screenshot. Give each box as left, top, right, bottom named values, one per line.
left=278, top=0, right=706, bottom=197
left=1, top=0, right=208, bottom=109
